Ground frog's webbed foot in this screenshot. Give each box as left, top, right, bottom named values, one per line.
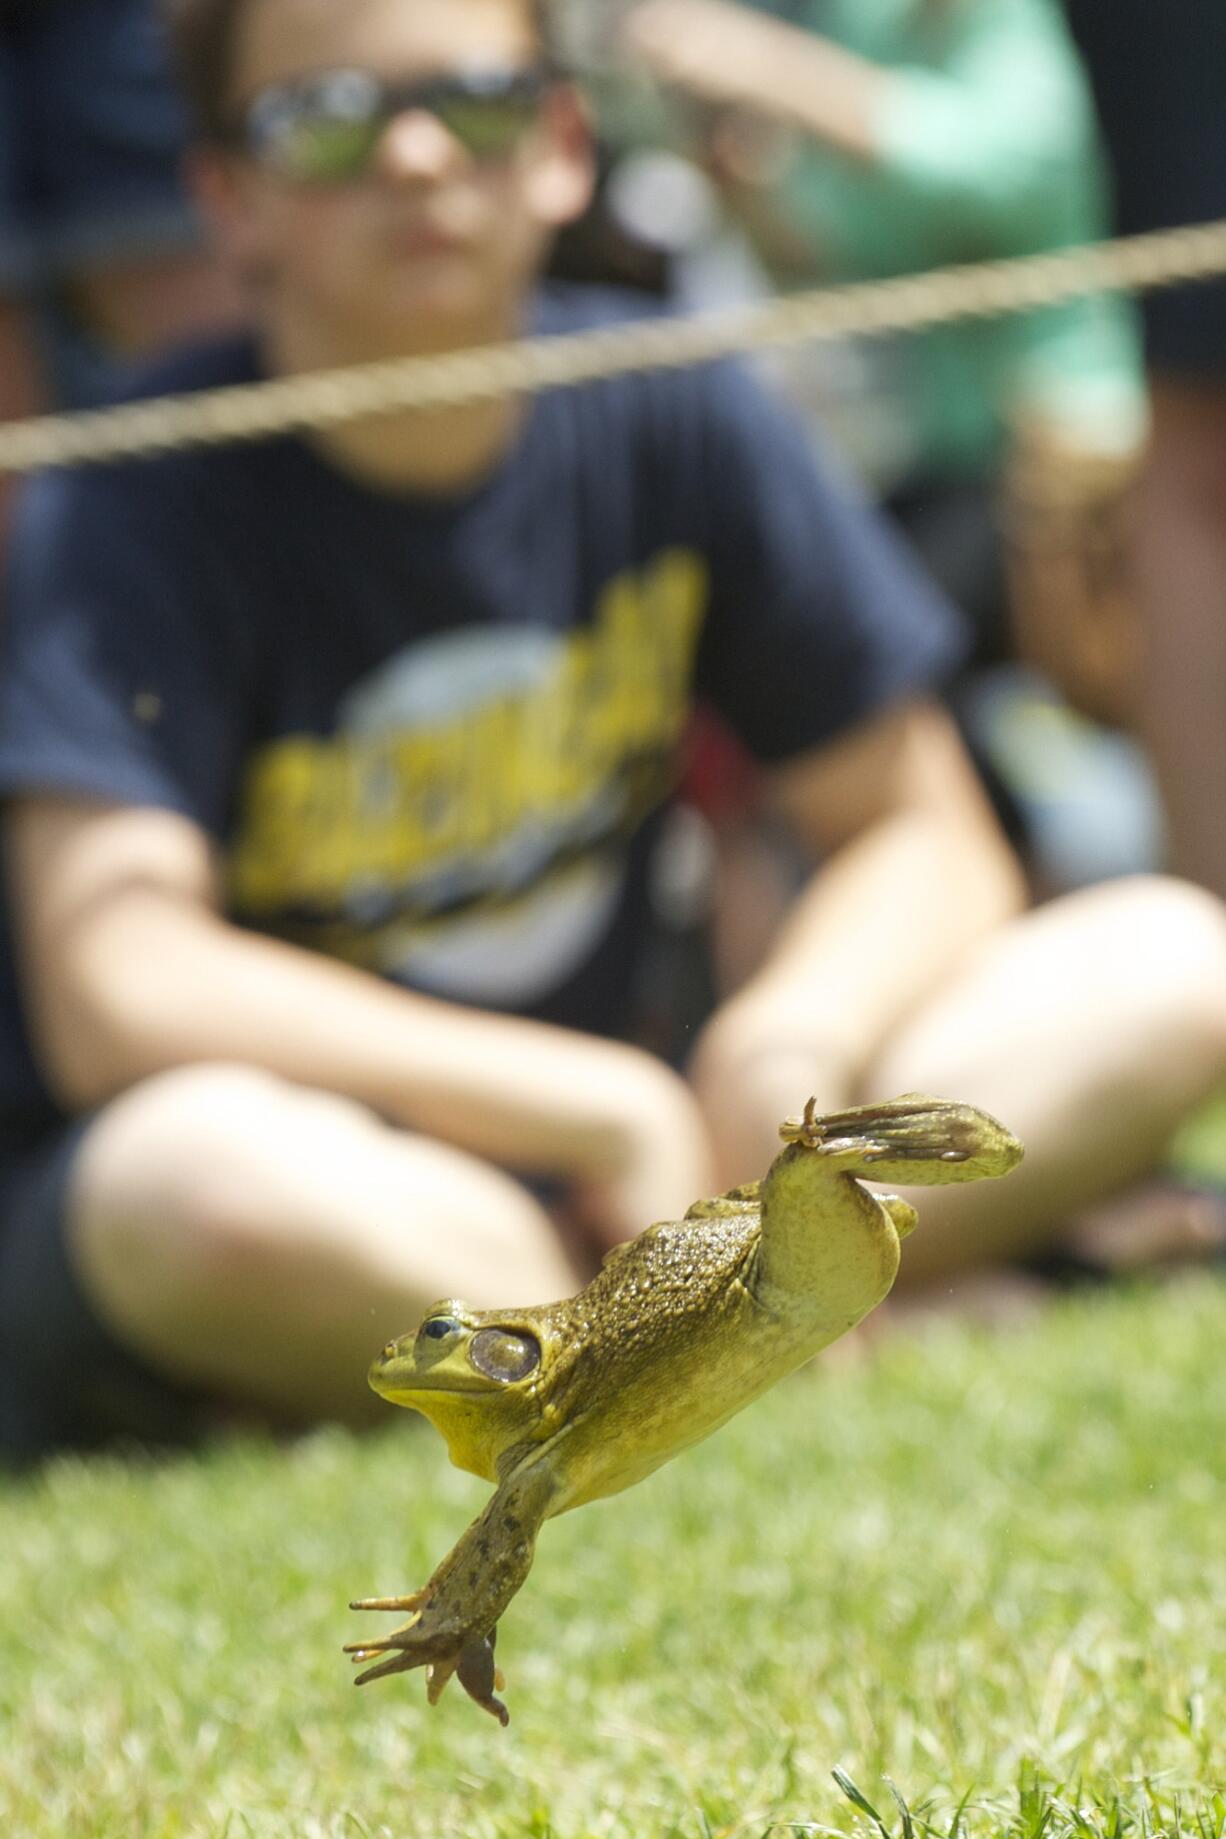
left=778, top=1094, right=1023, bottom=1185
left=778, top=1099, right=826, bottom=1150
left=346, top=1599, right=509, bottom=1724
left=345, top=1462, right=555, bottom=1726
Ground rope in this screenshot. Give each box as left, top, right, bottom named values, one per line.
left=2, top=216, right=1226, bottom=477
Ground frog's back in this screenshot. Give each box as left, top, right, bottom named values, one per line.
left=546, top=1203, right=759, bottom=1365
left=535, top=1200, right=774, bottom=1510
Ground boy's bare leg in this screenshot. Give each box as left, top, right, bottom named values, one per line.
left=864, top=876, right=1226, bottom=1289
left=67, top=1064, right=582, bottom=1425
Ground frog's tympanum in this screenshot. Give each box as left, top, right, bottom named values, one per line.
left=346, top=1094, right=1022, bottom=1724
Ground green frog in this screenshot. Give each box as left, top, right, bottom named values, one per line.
left=345, top=1093, right=1022, bottom=1724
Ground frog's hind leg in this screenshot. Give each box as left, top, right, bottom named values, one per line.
left=754, top=1095, right=1022, bottom=1330
left=877, top=1193, right=919, bottom=1240
left=345, top=1461, right=557, bottom=1724
left=778, top=1094, right=1023, bottom=1185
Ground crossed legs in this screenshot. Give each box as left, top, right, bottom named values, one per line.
left=62, top=877, right=1226, bottom=1424
left=868, top=875, right=1226, bottom=1286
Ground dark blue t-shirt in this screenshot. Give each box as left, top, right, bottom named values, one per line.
left=0, top=286, right=965, bottom=1148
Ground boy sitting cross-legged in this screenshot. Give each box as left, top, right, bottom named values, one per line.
left=0, top=0, right=1223, bottom=1457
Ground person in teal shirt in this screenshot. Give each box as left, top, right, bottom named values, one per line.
left=626, top=0, right=1144, bottom=476
left=625, top=0, right=1148, bottom=717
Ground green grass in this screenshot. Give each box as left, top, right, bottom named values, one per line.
left=1, top=1276, right=1224, bottom=1839
left=1168, top=1084, right=1226, bottom=1191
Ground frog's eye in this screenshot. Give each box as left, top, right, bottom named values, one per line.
left=469, top=1328, right=541, bottom=1383
left=421, top=1316, right=463, bottom=1342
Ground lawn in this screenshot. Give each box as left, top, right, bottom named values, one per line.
left=1, top=1274, right=1223, bottom=1839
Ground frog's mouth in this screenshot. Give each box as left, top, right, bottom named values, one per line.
left=372, top=1369, right=497, bottom=1404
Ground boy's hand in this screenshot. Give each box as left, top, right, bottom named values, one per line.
left=687, top=991, right=857, bottom=1190
left=386, top=1023, right=716, bottom=1253
left=531, top=1040, right=715, bottom=1252
left=7, top=792, right=716, bottom=1244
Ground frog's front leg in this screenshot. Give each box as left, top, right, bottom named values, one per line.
left=345, top=1459, right=557, bottom=1726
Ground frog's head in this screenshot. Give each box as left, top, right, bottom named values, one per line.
left=369, top=1302, right=552, bottom=1481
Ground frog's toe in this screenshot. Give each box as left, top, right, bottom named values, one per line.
left=349, top=1588, right=429, bottom=1614
left=348, top=1641, right=423, bottom=1686
left=344, top=1599, right=433, bottom=1678
left=345, top=1603, right=511, bottom=1721
left=345, top=1588, right=434, bottom=1681
left=451, top=1629, right=510, bottom=1726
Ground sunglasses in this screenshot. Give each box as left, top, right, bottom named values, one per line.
left=235, top=64, right=552, bottom=183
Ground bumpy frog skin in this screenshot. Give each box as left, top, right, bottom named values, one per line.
left=345, top=1094, right=1022, bottom=1724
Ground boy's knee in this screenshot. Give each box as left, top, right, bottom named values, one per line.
left=1112, top=876, right=1226, bottom=1031
left=396, top=1144, right=576, bottom=1303
left=81, top=1060, right=381, bottom=1174
left=70, top=1061, right=575, bottom=1319
left=70, top=1063, right=351, bottom=1307
left=94, top=1059, right=300, bottom=1140
left=1068, top=879, right=1226, bottom=1111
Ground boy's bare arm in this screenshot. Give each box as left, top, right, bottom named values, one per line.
left=689, top=698, right=1027, bottom=1182
left=6, top=795, right=711, bottom=1216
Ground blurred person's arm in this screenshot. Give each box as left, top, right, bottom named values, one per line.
left=5, top=794, right=713, bottom=1241
left=1134, top=381, right=1226, bottom=902
left=623, top=0, right=883, bottom=165
left=625, top=0, right=1153, bottom=730
left=623, top=0, right=1098, bottom=248
left=689, top=695, right=1026, bottom=1184
left=997, top=418, right=1146, bottom=727
left=681, top=346, right=1023, bottom=1182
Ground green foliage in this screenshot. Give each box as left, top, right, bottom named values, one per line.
left=1, top=1277, right=1223, bottom=1837
left=1166, top=1083, right=1226, bottom=1191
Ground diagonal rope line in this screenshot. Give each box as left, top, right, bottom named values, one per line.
left=2, top=217, right=1225, bottom=477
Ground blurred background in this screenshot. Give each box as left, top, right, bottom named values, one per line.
left=2, top=13, right=1226, bottom=1826
left=6, top=0, right=1225, bottom=902
left=2, top=0, right=1224, bottom=1158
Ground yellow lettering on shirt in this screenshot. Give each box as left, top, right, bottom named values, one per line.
left=228, top=549, right=709, bottom=925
